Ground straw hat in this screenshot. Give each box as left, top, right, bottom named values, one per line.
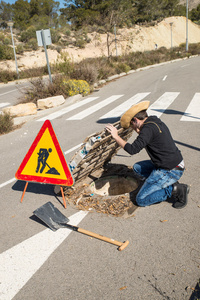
left=120, top=101, right=150, bottom=128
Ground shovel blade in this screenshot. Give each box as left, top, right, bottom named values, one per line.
left=33, top=202, right=69, bottom=231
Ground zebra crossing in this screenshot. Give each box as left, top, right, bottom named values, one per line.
left=34, top=91, right=200, bottom=123
left=181, top=93, right=200, bottom=121
left=0, top=102, right=10, bottom=109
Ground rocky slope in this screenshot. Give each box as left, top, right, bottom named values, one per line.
left=2, top=16, right=200, bottom=72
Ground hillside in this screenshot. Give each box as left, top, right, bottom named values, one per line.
left=1, top=16, right=200, bottom=73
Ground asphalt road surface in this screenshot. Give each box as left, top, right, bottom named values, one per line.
left=0, top=56, right=200, bottom=300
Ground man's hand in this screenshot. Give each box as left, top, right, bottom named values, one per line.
left=105, top=124, right=127, bottom=148
left=105, top=124, right=119, bottom=139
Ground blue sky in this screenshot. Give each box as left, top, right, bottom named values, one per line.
left=2, top=0, right=66, bottom=9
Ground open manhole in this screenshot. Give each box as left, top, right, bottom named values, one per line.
left=90, top=175, right=138, bottom=196
left=55, top=121, right=141, bottom=217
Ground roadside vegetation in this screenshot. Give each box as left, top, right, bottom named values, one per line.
left=0, top=112, right=14, bottom=135
left=1, top=42, right=200, bottom=105
left=0, top=0, right=200, bottom=134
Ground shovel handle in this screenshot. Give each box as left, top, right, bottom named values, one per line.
left=77, top=227, right=129, bottom=251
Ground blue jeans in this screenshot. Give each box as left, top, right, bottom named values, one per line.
left=133, top=160, right=184, bottom=207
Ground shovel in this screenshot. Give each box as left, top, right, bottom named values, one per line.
left=33, top=202, right=129, bottom=251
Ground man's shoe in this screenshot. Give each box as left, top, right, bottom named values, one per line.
left=172, top=183, right=190, bottom=209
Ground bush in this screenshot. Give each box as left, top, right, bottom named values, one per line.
left=0, top=45, right=14, bottom=60
left=20, top=26, right=37, bottom=43
left=4, top=38, right=11, bottom=45
left=16, top=44, right=24, bottom=54
left=75, top=37, right=87, bottom=48
left=50, top=28, right=61, bottom=44
left=27, top=38, right=38, bottom=51
left=0, top=70, right=18, bottom=83
left=20, top=75, right=84, bottom=104
left=71, top=60, right=98, bottom=84
left=0, top=112, right=14, bottom=134
left=62, top=79, right=90, bottom=96
left=114, top=62, right=131, bottom=74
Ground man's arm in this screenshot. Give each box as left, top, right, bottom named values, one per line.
left=105, top=124, right=127, bottom=148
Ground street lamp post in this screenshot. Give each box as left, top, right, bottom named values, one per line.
left=186, top=0, right=189, bottom=51
left=7, top=21, right=19, bottom=79
left=170, top=22, right=173, bottom=49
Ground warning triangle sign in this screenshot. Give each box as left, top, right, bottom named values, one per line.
left=15, top=120, right=74, bottom=186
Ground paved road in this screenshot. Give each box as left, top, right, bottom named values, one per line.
left=0, top=56, right=200, bottom=300
left=0, top=81, right=30, bottom=108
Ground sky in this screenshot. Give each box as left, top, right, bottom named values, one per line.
left=2, top=0, right=66, bottom=9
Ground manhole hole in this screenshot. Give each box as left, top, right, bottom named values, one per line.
left=90, top=175, right=138, bottom=196
left=56, top=164, right=141, bottom=217
left=55, top=121, right=141, bottom=217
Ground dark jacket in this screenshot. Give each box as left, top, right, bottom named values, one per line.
left=124, top=116, right=183, bottom=170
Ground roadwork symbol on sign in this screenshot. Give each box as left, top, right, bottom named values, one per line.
left=15, top=120, right=74, bottom=186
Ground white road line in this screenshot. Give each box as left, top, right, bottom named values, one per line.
left=64, top=143, right=82, bottom=155
left=0, top=102, right=10, bottom=108
left=66, top=95, right=123, bottom=120
left=0, top=210, right=88, bottom=300
left=0, top=144, right=82, bottom=189
left=163, top=75, right=167, bottom=81
left=147, top=92, right=180, bottom=117
left=0, top=89, right=18, bottom=96
left=37, top=97, right=99, bottom=121
left=99, top=93, right=150, bottom=120
left=0, top=177, right=16, bottom=189
left=181, top=93, right=200, bottom=122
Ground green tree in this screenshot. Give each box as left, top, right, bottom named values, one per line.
left=13, top=0, right=31, bottom=30
left=30, top=0, right=59, bottom=27
left=0, top=1, right=13, bottom=22
left=163, top=0, right=180, bottom=17
left=190, top=4, right=200, bottom=22
left=61, top=0, right=137, bottom=28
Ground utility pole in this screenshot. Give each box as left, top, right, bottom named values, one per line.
left=170, top=22, right=173, bottom=49
left=114, top=24, right=118, bottom=56
left=186, top=0, right=189, bottom=51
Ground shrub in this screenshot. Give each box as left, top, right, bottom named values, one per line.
left=62, top=79, right=90, bottom=96
left=0, top=70, right=18, bottom=83
left=4, top=38, right=11, bottom=45
left=0, top=33, right=5, bottom=43
left=0, top=45, right=14, bottom=60
left=20, top=75, right=76, bottom=104
left=0, top=112, right=14, bottom=134
left=20, top=26, right=37, bottom=43
left=16, top=44, right=24, bottom=54
left=75, top=37, right=87, bottom=48
left=27, top=38, right=38, bottom=51
left=65, top=29, right=71, bottom=36
left=71, top=60, right=98, bottom=84
left=114, top=62, right=131, bottom=74
left=50, top=28, right=61, bottom=44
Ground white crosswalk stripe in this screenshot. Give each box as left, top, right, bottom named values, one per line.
left=37, top=96, right=99, bottom=121
left=35, top=92, right=200, bottom=122
left=181, top=93, right=200, bottom=122
left=147, top=92, right=180, bottom=117
left=99, top=93, right=150, bottom=120
left=66, top=95, right=123, bottom=120
left=0, top=102, right=10, bottom=109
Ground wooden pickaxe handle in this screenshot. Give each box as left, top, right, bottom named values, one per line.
left=77, top=227, right=129, bottom=251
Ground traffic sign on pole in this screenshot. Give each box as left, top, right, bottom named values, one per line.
left=36, top=29, right=52, bottom=83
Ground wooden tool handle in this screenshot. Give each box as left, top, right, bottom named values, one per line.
left=118, top=240, right=129, bottom=251
left=77, top=227, right=129, bottom=251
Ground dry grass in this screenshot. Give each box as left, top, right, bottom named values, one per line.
left=0, top=112, right=14, bottom=135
